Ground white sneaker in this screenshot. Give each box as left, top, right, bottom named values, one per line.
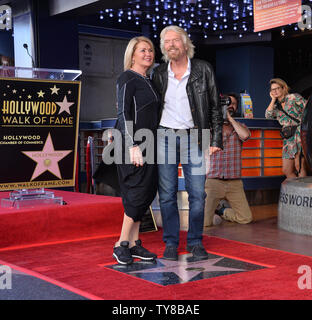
left=213, top=214, right=223, bottom=225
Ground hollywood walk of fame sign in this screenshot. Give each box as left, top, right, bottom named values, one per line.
left=0, top=77, right=81, bottom=190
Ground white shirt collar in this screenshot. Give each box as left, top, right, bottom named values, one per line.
left=168, top=57, right=191, bottom=77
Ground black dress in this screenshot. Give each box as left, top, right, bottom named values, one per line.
left=115, top=70, right=159, bottom=222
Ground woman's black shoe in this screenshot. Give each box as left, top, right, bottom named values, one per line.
left=113, top=241, right=133, bottom=265
left=130, top=239, right=157, bottom=260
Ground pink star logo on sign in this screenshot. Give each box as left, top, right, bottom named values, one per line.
left=56, top=95, right=74, bottom=115
left=22, top=133, right=72, bottom=180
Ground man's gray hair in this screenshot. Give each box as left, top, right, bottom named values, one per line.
left=160, top=25, right=195, bottom=62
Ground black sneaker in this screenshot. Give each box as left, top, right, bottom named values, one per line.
left=130, top=240, right=157, bottom=260
left=113, top=241, right=133, bottom=265
left=163, top=245, right=178, bottom=261
left=215, top=208, right=223, bottom=216
left=186, top=244, right=209, bottom=260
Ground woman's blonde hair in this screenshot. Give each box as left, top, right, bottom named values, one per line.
left=270, top=78, right=290, bottom=95
left=160, top=25, right=195, bottom=62
left=124, top=36, right=155, bottom=71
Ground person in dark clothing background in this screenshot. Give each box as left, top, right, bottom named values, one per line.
left=112, top=36, right=159, bottom=265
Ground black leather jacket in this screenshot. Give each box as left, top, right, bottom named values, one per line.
left=152, top=58, right=223, bottom=149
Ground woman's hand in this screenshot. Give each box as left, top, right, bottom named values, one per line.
left=270, top=91, right=277, bottom=102
left=129, top=145, right=143, bottom=167
left=267, top=92, right=277, bottom=111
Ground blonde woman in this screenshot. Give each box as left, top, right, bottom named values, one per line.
left=112, top=36, right=160, bottom=265
left=265, top=78, right=307, bottom=178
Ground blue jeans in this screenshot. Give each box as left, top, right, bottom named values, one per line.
left=157, top=127, right=206, bottom=248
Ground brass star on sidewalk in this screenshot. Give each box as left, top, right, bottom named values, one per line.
left=128, top=256, right=246, bottom=283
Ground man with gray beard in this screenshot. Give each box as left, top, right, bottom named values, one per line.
left=152, top=25, right=223, bottom=261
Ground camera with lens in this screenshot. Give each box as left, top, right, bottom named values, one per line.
left=220, top=96, right=231, bottom=120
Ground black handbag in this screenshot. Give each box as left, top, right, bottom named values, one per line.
left=276, top=101, right=300, bottom=139
left=280, top=125, right=298, bottom=139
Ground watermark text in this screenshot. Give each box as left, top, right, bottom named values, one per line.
left=0, top=265, right=12, bottom=290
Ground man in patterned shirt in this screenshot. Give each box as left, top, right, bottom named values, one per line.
left=204, top=93, right=253, bottom=226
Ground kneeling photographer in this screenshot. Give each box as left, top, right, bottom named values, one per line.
left=265, top=78, right=307, bottom=179
left=204, top=93, right=253, bottom=226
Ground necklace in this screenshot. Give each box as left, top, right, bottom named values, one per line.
left=129, top=68, right=147, bottom=78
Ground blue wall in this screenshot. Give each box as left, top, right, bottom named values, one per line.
left=37, top=17, right=79, bottom=69
left=36, top=1, right=79, bottom=70
left=216, top=45, right=274, bottom=118
left=0, top=30, right=14, bottom=58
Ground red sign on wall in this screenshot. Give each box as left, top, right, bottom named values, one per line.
left=253, top=0, right=302, bottom=32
